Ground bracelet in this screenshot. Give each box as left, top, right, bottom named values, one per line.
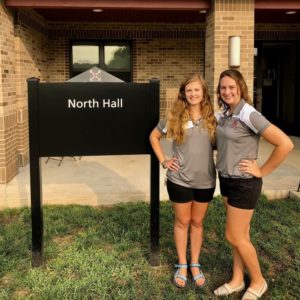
left=161, top=160, right=168, bottom=169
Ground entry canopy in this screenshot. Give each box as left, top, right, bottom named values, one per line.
left=67, top=67, right=124, bottom=82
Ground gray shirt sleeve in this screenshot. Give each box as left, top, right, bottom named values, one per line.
left=249, top=111, right=271, bottom=134
left=240, top=104, right=271, bottom=135
left=156, top=119, right=167, bottom=134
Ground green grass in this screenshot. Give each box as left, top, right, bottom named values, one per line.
left=0, top=196, right=299, bottom=299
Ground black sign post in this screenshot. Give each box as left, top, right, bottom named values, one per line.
left=27, top=78, right=160, bottom=267
left=28, top=78, right=43, bottom=267
left=149, top=80, right=160, bottom=266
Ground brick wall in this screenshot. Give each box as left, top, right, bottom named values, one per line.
left=205, top=0, right=255, bottom=108
left=134, top=39, right=204, bottom=116
left=1, top=10, right=206, bottom=183
left=14, top=9, right=49, bottom=167
left=255, top=23, right=300, bottom=40
left=47, top=22, right=205, bottom=117
left=0, top=7, right=49, bottom=183
left=0, top=3, right=18, bottom=183
left=1, top=4, right=300, bottom=184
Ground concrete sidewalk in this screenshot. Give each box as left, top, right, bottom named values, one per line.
left=1, top=136, right=299, bottom=209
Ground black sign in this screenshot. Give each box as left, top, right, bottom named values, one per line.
left=38, top=83, right=157, bottom=156
left=28, top=78, right=160, bottom=267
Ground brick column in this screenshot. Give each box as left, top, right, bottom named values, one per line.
left=0, top=3, right=18, bottom=183
left=205, top=0, right=255, bottom=108
left=14, top=10, right=49, bottom=169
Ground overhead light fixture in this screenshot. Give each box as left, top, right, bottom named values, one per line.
left=286, top=11, right=296, bottom=15
left=228, top=36, right=241, bottom=68
left=92, top=9, right=103, bottom=13
left=199, top=10, right=207, bottom=14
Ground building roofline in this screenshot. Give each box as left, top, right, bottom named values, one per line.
left=4, top=0, right=210, bottom=10
left=255, top=0, right=300, bottom=9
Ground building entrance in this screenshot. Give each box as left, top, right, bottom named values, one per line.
left=254, top=41, right=300, bottom=136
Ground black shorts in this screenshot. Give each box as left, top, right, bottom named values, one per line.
left=219, top=175, right=262, bottom=210
left=166, top=180, right=215, bottom=203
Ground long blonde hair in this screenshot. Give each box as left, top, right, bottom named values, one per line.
left=166, top=73, right=216, bottom=144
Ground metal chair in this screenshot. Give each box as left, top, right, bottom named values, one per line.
left=45, top=156, right=81, bottom=166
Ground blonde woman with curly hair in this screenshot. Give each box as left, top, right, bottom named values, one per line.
left=150, top=74, right=217, bottom=289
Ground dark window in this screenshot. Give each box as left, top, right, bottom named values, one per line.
left=71, top=42, right=132, bottom=82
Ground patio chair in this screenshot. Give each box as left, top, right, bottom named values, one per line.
left=45, top=156, right=81, bottom=166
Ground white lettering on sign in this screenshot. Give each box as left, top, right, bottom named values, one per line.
left=68, top=99, right=99, bottom=108
left=67, top=98, right=124, bottom=109
left=102, top=98, right=123, bottom=108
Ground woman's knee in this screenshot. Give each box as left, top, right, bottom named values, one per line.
left=225, top=229, right=249, bottom=247
left=225, top=230, right=238, bottom=246
left=190, top=218, right=204, bottom=229
left=175, top=216, right=191, bottom=228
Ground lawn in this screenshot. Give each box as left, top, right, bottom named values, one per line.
left=0, top=196, right=299, bottom=299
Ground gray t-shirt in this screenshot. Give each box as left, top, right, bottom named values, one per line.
left=157, top=119, right=216, bottom=189
left=216, top=99, right=271, bottom=178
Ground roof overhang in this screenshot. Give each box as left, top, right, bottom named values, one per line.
left=255, top=0, right=300, bottom=9
left=4, top=0, right=210, bottom=10
left=6, top=0, right=300, bottom=10
left=5, top=0, right=300, bottom=23
left=5, top=0, right=210, bottom=23
left=255, top=0, right=300, bottom=23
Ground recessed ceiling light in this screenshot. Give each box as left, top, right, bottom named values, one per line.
left=286, top=11, right=296, bottom=15
left=199, top=10, right=207, bottom=14
left=92, top=9, right=103, bottom=13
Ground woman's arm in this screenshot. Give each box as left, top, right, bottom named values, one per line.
left=258, top=124, right=294, bottom=176
left=239, top=124, right=294, bottom=178
left=149, top=128, right=179, bottom=171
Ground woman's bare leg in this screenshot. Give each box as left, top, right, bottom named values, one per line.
left=226, top=204, right=265, bottom=290
left=189, top=201, right=209, bottom=285
left=172, top=202, right=192, bottom=287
